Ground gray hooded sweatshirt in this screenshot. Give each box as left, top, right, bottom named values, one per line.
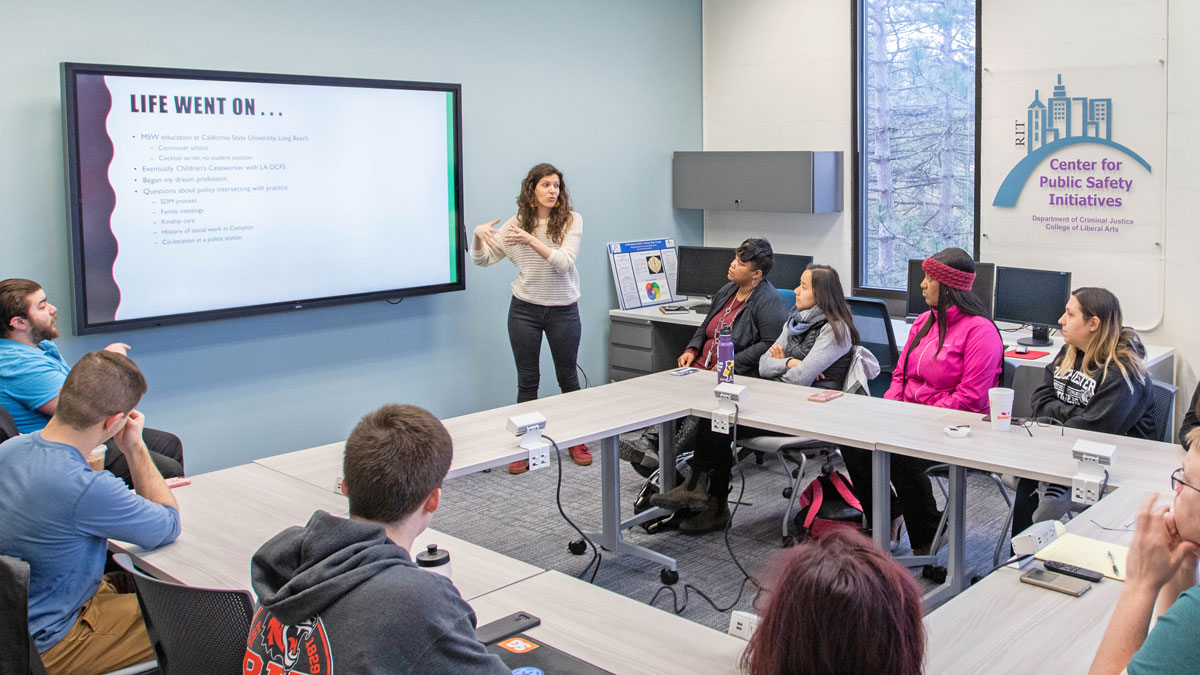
left=244, top=510, right=509, bottom=675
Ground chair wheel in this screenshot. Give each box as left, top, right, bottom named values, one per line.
left=782, top=487, right=793, bottom=499
left=922, top=565, right=947, bottom=584
left=782, top=536, right=795, bottom=548
left=791, top=468, right=800, bottom=479
left=568, top=539, right=587, bottom=555
left=660, top=568, right=679, bottom=585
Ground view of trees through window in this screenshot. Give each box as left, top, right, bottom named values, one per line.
left=859, top=0, right=977, bottom=290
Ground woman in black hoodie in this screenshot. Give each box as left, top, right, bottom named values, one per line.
left=1012, top=287, right=1155, bottom=535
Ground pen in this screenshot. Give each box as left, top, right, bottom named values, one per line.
left=1107, top=550, right=1120, bottom=576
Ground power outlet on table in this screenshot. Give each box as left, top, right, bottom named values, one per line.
left=727, top=610, right=759, bottom=641
left=528, top=443, right=551, bottom=471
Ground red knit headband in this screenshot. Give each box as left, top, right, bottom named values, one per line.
left=922, top=257, right=976, bottom=291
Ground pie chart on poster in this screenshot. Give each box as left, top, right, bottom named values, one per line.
left=645, top=281, right=660, bottom=300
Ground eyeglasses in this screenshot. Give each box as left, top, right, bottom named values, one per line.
left=1013, top=416, right=1065, bottom=438
left=1171, top=468, right=1200, bottom=494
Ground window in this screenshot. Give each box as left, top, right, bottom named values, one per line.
left=853, top=0, right=980, bottom=293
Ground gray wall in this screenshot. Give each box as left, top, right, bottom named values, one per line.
left=0, top=0, right=702, bottom=473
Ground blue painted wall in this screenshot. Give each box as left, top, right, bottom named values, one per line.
left=0, top=1, right=702, bottom=473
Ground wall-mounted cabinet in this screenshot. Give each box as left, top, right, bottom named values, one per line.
left=672, top=151, right=843, bottom=213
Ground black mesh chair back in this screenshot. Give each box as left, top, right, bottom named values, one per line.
left=0, top=555, right=47, bottom=675
left=112, top=554, right=254, bottom=675
left=846, top=297, right=899, bottom=397
left=1151, top=379, right=1178, bottom=444
left=0, top=406, right=19, bottom=444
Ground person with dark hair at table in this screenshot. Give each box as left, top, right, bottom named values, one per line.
left=842, top=248, right=1003, bottom=555
left=619, top=239, right=788, bottom=477
left=742, top=529, right=925, bottom=675
left=245, top=404, right=508, bottom=674
left=0, top=278, right=185, bottom=486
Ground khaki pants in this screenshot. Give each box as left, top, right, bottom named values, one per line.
left=39, top=575, right=155, bottom=675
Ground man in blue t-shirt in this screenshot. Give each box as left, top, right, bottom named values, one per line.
left=0, top=278, right=184, bottom=484
left=0, top=350, right=182, bottom=675
left=1090, top=442, right=1200, bottom=674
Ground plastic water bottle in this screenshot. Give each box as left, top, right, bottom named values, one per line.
left=716, top=327, right=735, bottom=383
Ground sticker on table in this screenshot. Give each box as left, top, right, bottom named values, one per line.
left=499, top=636, right=541, bottom=654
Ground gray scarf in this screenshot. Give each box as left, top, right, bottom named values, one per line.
left=785, top=306, right=826, bottom=355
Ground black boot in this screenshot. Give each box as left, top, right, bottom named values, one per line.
left=678, top=493, right=731, bottom=534
left=619, top=426, right=660, bottom=478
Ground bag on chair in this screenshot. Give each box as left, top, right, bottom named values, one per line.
left=793, top=471, right=864, bottom=540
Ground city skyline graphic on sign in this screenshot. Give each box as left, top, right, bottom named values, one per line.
left=993, top=73, right=1150, bottom=207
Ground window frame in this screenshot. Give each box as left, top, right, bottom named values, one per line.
left=850, top=0, right=983, bottom=305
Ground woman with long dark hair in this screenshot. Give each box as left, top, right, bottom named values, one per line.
left=742, top=529, right=926, bottom=675
left=1012, top=286, right=1154, bottom=534
left=843, top=247, right=1003, bottom=554
left=650, top=264, right=862, bottom=533
left=472, top=163, right=590, bottom=473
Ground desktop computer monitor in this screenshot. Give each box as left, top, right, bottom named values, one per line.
left=767, top=253, right=815, bottom=290
left=675, top=246, right=737, bottom=298
left=993, top=266, right=1072, bottom=346
left=906, top=259, right=995, bottom=320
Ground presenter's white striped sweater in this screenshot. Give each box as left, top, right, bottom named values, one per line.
left=470, top=212, right=582, bottom=306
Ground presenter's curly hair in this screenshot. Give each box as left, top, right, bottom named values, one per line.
left=516, top=163, right=573, bottom=245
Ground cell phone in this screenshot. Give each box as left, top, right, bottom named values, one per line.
left=476, top=611, right=541, bottom=645
left=1015, top=345, right=1029, bottom=354
left=807, top=390, right=844, bottom=403
left=1019, top=568, right=1092, bottom=597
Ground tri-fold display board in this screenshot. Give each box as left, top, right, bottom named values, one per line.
left=61, top=62, right=465, bottom=334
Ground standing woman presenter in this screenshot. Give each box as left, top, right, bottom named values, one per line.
left=472, top=163, right=589, bottom=473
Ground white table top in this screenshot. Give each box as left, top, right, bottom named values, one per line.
left=924, top=486, right=1150, bottom=674
left=610, top=304, right=707, bottom=327
left=471, top=570, right=746, bottom=675
left=112, top=463, right=543, bottom=601
left=256, top=384, right=691, bottom=492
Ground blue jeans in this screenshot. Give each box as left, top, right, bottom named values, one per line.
left=508, top=297, right=581, bottom=403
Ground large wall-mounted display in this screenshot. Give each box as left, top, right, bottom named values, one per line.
left=61, top=62, right=465, bottom=334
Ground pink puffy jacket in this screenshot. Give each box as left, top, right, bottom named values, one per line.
left=885, top=306, right=1003, bottom=414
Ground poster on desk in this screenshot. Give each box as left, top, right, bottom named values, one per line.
left=607, top=239, right=678, bottom=310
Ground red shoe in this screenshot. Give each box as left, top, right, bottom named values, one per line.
left=508, top=460, right=529, bottom=474
left=569, top=444, right=592, bottom=466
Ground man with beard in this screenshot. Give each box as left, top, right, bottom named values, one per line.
left=0, top=279, right=184, bottom=484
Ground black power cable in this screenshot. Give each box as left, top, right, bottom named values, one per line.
left=543, top=434, right=601, bottom=582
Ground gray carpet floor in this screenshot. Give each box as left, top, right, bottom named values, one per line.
left=433, top=435, right=1016, bottom=633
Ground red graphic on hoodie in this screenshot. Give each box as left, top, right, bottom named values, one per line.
left=244, top=608, right=333, bottom=674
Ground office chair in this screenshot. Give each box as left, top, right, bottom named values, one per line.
left=112, top=554, right=254, bottom=675
left=0, top=406, right=18, bottom=444
left=0, top=554, right=157, bottom=675
left=845, top=297, right=899, bottom=397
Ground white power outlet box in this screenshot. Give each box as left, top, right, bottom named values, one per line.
left=727, top=610, right=759, bottom=641
left=527, top=442, right=550, bottom=472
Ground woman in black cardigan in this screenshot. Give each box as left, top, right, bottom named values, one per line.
left=619, top=239, right=788, bottom=476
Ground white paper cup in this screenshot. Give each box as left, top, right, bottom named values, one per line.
left=88, top=445, right=107, bottom=471
left=989, top=387, right=1015, bottom=432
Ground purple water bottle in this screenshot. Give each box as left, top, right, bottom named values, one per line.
left=716, top=327, right=735, bottom=383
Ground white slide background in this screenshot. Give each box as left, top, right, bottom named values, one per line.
left=102, top=74, right=455, bottom=320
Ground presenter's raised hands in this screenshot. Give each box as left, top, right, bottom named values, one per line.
left=503, top=226, right=535, bottom=247
left=472, top=219, right=502, bottom=249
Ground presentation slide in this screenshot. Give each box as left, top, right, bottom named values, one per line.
left=68, top=68, right=460, bottom=328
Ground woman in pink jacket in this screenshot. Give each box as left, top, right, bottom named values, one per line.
left=845, top=247, right=1003, bottom=555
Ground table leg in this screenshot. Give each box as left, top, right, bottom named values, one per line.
left=872, top=448, right=891, bottom=552
left=921, top=464, right=971, bottom=606
left=583, top=434, right=678, bottom=571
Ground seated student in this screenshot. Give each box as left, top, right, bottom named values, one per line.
left=742, top=529, right=925, bottom=675
left=244, top=404, right=508, bottom=674
left=1089, top=442, right=1200, bottom=674
left=0, top=351, right=182, bottom=675
left=1180, top=385, right=1198, bottom=451
left=842, top=248, right=1003, bottom=555
left=650, top=264, right=871, bottom=533
left=0, top=278, right=185, bottom=485
left=619, top=239, right=788, bottom=475
left=1012, top=287, right=1155, bottom=535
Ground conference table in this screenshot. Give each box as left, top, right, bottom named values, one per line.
left=924, top=486, right=1150, bottom=673
left=112, top=463, right=747, bottom=674
left=108, top=462, right=544, bottom=602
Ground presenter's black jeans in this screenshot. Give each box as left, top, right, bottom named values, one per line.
left=508, top=296, right=581, bottom=403
left=104, top=427, right=185, bottom=487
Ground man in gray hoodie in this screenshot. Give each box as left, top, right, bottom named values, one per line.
left=243, top=404, right=508, bottom=674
